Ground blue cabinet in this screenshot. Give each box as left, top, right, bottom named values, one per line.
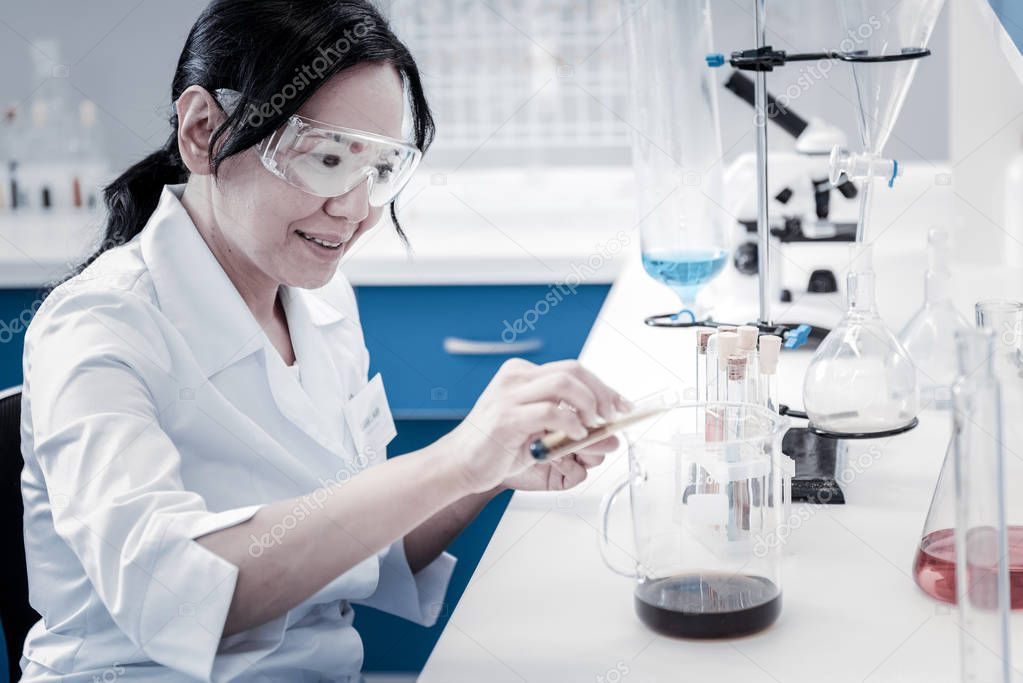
left=0, top=289, right=44, bottom=390
left=356, top=284, right=611, bottom=418
left=353, top=283, right=609, bottom=673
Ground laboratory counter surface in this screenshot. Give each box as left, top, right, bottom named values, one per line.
left=418, top=167, right=1023, bottom=683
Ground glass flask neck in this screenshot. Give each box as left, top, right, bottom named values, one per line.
left=847, top=247, right=878, bottom=314
left=924, top=229, right=954, bottom=304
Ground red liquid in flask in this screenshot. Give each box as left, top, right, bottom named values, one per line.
left=913, top=527, right=1023, bottom=608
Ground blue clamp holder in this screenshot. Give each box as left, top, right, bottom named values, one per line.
left=783, top=324, right=812, bottom=350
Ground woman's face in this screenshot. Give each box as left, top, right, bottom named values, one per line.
left=211, top=62, right=406, bottom=289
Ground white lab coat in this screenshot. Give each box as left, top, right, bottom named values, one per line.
left=18, top=185, right=456, bottom=682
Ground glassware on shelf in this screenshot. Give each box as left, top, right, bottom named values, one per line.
left=898, top=227, right=971, bottom=410
left=802, top=244, right=919, bottom=436
left=621, top=0, right=730, bottom=320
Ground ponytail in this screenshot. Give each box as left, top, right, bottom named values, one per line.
left=76, top=134, right=187, bottom=272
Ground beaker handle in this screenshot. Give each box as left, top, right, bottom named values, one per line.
left=598, top=476, right=638, bottom=578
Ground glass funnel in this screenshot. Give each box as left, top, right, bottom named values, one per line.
left=831, top=0, right=946, bottom=242
left=898, top=227, right=971, bottom=410
left=803, top=244, right=919, bottom=435
left=621, top=0, right=730, bottom=319
left=837, top=0, right=945, bottom=157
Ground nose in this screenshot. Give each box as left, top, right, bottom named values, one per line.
left=323, top=175, right=371, bottom=224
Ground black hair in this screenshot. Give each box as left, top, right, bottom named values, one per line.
left=81, top=0, right=432, bottom=271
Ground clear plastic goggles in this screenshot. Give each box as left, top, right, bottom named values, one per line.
left=258, top=115, right=421, bottom=205
left=257, top=114, right=421, bottom=205
left=215, top=89, right=421, bottom=206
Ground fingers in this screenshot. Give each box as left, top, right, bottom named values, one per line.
left=574, top=434, right=619, bottom=456
left=510, top=401, right=588, bottom=441
left=548, top=455, right=588, bottom=489
left=509, top=371, right=601, bottom=428
left=573, top=452, right=606, bottom=468
left=541, top=360, right=630, bottom=421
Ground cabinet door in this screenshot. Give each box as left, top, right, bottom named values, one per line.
left=355, top=284, right=610, bottom=419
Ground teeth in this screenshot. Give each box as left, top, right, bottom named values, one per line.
left=298, top=231, right=342, bottom=249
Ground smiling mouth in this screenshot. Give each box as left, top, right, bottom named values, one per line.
left=296, top=230, right=343, bottom=249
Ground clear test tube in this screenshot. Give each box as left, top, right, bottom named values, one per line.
left=726, top=354, right=749, bottom=443
left=706, top=333, right=719, bottom=400
left=706, top=332, right=737, bottom=442
left=737, top=325, right=760, bottom=404
left=759, top=335, right=782, bottom=413
left=726, top=353, right=751, bottom=532
left=694, top=326, right=714, bottom=402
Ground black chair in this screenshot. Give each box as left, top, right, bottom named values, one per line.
left=0, top=386, right=39, bottom=682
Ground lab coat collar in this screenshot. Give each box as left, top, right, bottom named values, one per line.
left=140, top=185, right=346, bottom=378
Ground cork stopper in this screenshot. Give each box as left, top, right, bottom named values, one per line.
left=694, top=326, right=714, bottom=354
left=727, top=354, right=747, bottom=380
left=718, top=325, right=738, bottom=334
left=759, top=335, right=782, bottom=375
left=737, top=325, right=759, bottom=351
left=717, top=332, right=738, bottom=370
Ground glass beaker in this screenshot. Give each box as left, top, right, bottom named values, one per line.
left=621, top=0, right=730, bottom=319
left=803, top=244, right=919, bottom=436
left=913, top=301, right=1023, bottom=612
left=898, top=227, right=971, bottom=410
left=599, top=402, right=789, bottom=639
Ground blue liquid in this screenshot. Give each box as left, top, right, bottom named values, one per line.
left=642, top=249, right=728, bottom=304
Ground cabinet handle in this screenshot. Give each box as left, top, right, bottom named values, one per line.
left=442, top=336, right=544, bottom=356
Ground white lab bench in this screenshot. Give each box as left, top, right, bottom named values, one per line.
left=418, top=165, right=1023, bottom=683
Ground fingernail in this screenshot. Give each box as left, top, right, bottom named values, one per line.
left=616, top=395, right=634, bottom=414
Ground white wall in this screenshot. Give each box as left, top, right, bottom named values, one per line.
left=949, top=0, right=1023, bottom=264
left=0, top=0, right=950, bottom=171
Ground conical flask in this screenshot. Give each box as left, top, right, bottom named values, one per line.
left=803, top=244, right=918, bottom=435
left=913, top=300, right=1023, bottom=614
left=898, top=227, right=971, bottom=410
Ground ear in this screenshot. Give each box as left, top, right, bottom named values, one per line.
left=175, top=85, right=228, bottom=176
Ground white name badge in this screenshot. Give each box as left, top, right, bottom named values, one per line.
left=345, top=373, right=397, bottom=464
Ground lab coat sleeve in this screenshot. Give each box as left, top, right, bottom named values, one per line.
left=23, top=289, right=269, bottom=682
left=352, top=539, right=456, bottom=626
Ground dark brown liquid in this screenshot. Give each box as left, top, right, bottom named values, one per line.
left=634, top=574, right=781, bottom=639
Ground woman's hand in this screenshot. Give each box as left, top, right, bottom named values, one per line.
left=499, top=437, right=619, bottom=492
left=440, top=358, right=629, bottom=495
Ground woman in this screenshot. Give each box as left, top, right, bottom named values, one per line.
left=18, top=1, right=626, bottom=681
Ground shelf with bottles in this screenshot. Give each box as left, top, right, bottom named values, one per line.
left=1, top=38, right=110, bottom=218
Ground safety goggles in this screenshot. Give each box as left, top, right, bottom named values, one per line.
left=216, top=89, right=422, bottom=206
